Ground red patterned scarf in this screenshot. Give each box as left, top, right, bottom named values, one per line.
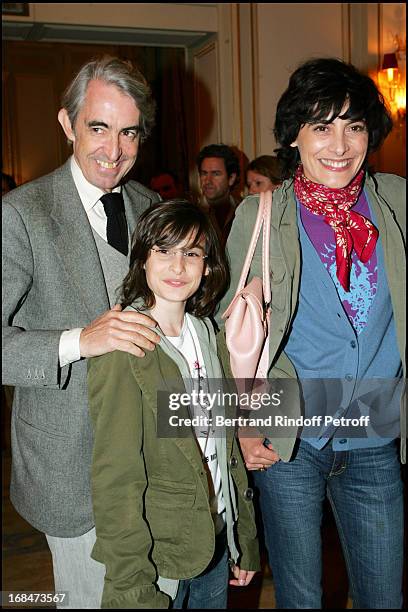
left=294, top=165, right=378, bottom=291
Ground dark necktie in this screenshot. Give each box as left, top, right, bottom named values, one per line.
left=100, top=192, right=128, bottom=256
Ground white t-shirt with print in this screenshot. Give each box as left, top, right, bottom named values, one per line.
left=166, top=314, right=226, bottom=533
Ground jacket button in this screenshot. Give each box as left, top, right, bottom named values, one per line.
left=243, top=488, right=254, bottom=501
left=229, top=456, right=238, bottom=469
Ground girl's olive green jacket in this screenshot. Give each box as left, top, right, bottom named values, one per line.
left=88, top=324, right=260, bottom=609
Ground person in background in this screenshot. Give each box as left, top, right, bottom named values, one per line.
left=197, top=144, right=240, bottom=247
left=246, top=155, right=283, bottom=195
left=220, top=57, right=405, bottom=609
left=2, top=56, right=161, bottom=609
left=88, top=200, right=259, bottom=608
left=150, top=169, right=184, bottom=200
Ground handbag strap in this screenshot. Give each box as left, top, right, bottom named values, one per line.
left=235, top=190, right=272, bottom=304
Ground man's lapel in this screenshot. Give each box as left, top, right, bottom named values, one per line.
left=50, top=161, right=109, bottom=320
left=122, top=181, right=154, bottom=234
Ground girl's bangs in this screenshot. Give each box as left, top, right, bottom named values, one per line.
left=155, top=221, right=205, bottom=249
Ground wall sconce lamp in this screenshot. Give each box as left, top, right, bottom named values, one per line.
left=381, top=53, right=398, bottom=97
left=379, top=52, right=406, bottom=125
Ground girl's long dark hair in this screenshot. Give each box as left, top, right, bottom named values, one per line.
left=120, top=199, right=230, bottom=318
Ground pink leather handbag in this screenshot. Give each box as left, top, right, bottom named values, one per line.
left=222, top=190, right=272, bottom=381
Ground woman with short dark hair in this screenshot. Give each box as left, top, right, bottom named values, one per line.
left=220, top=57, right=405, bottom=609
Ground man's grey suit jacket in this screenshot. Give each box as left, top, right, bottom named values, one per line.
left=2, top=159, right=159, bottom=536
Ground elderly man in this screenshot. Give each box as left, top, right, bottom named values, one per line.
left=2, top=56, right=161, bottom=608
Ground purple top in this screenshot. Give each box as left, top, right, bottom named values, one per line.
left=299, top=191, right=378, bottom=334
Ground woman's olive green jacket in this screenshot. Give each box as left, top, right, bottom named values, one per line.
left=218, top=172, right=406, bottom=463
left=88, top=324, right=260, bottom=609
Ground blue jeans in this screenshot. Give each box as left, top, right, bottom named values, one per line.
left=172, top=531, right=229, bottom=609
left=253, top=440, right=404, bottom=609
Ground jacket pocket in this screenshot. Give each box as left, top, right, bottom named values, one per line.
left=145, top=479, right=196, bottom=574
left=17, top=414, right=71, bottom=439
left=146, top=478, right=196, bottom=508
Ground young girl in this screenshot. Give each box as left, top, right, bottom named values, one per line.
left=87, top=200, right=259, bottom=609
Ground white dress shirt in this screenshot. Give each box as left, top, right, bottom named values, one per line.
left=59, top=157, right=121, bottom=367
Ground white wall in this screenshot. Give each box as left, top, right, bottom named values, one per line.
left=381, top=3, right=406, bottom=54
left=254, top=3, right=345, bottom=157
left=3, top=3, right=218, bottom=32
left=4, top=3, right=348, bottom=160
left=7, top=4, right=402, bottom=174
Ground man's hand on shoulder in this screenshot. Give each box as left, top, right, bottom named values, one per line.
left=80, top=304, right=160, bottom=359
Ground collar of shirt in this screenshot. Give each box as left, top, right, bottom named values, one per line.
left=70, top=155, right=121, bottom=211
left=70, top=156, right=122, bottom=240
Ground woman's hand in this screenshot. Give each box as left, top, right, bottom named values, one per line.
left=238, top=433, right=279, bottom=470
left=229, top=564, right=257, bottom=586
